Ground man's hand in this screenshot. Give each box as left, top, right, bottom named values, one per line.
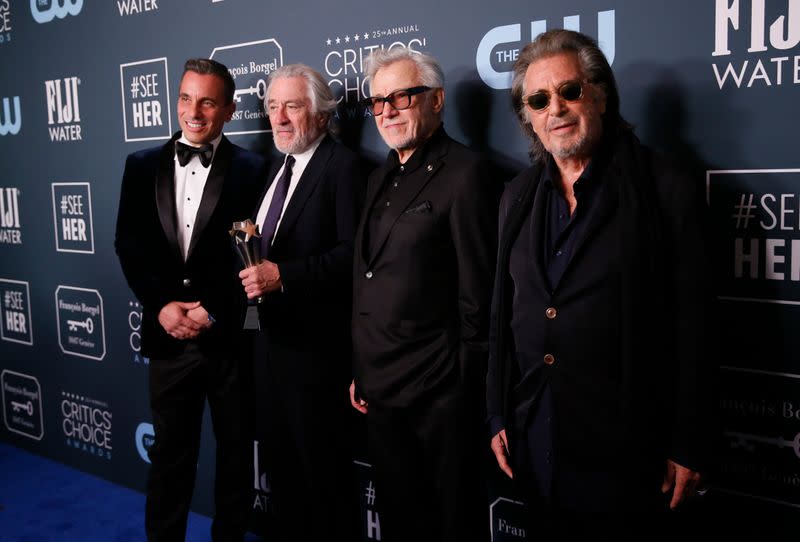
left=239, top=260, right=282, bottom=298
left=349, top=379, right=368, bottom=414
left=158, top=301, right=204, bottom=340
left=661, top=459, right=702, bottom=510
left=491, top=429, right=513, bottom=479
left=186, top=304, right=213, bottom=330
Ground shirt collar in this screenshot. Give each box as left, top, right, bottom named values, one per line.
left=176, top=132, right=223, bottom=166
left=385, top=123, right=445, bottom=175
left=285, top=133, right=326, bottom=172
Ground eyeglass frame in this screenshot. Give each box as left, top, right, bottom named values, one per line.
left=522, top=79, right=591, bottom=112
left=362, top=86, right=432, bottom=116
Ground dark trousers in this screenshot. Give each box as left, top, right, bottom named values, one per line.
left=146, top=341, right=252, bottom=542
left=256, top=336, right=358, bottom=542
left=366, top=386, right=489, bottom=542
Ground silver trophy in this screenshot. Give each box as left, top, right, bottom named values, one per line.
left=230, top=219, right=263, bottom=329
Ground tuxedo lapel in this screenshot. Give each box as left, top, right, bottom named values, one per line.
left=155, top=135, right=182, bottom=262
left=187, top=135, right=232, bottom=259
left=365, top=142, right=447, bottom=268
left=356, top=160, right=392, bottom=266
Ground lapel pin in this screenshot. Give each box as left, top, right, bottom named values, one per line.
left=427, top=164, right=433, bottom=172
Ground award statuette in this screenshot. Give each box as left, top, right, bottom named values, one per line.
left=229, top=219, right=263, bottom=330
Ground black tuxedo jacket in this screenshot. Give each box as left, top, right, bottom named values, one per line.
left=255, top=135, right=363, bottom=372
left=115, top=133, right=267, bottom=358
left=352, top=128, right=500, bottom=408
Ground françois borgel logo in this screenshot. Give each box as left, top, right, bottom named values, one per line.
left=61, top=390, right=112, bottom=460
left=0, top=0, right=11, bottom=45
left=476, top=9, right=616, bottom=89
left=1, top=186, right=22, bottom=244
left=120, top=58, right=172, bottom=142
left=712, top=1, right=800, bottom=90
left=55, top=285, right=106, bottom=360
left=0, top=96, right=21, bottom=136
left=51, top=182, right=94, bottom=253
left=322, top=23, right=429, bottom=119
left=30, top=0, right=83, bottom=24
left=45, top=76, right=82, bottom=141
left=209, top=38, right=283, bottom=135
left=117, top=0, right=158, bottom=17
left=0, top=278, right=33, bottom=345
left=1, top=370, right=43, bottom=440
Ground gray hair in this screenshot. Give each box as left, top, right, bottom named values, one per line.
left=365, top=48, right=445, bottom=91
left=265, top=63, right=338, bottom=131
left=510, top=29, right=630, bottom=162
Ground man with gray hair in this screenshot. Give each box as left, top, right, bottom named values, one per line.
left=239, top=63, right=363, bottom=541
left=486, top=29, right=714, bottom=538
left=350, top=48, right=499, bottom=542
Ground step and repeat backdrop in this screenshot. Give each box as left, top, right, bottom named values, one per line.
left=1, top=0, right=799, bottom=539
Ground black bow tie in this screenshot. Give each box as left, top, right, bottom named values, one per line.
left=175, top=141, right=213, bottom=168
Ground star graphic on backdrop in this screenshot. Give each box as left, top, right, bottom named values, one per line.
left=363, top=32, right=369, bottom=40
left=336, top=37, right=341, bottom=44
left=354, top=34, right=360, bottom=42
left=326, top=38, right=332, bottom=46
left=345, top=35, right=350, bottom=42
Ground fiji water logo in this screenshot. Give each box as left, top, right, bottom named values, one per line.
left=30, top=0, right=83, bottom=24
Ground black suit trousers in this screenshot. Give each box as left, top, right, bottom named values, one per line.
left=146, top=341, right=253, bottom=542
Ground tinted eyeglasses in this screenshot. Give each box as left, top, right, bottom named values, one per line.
left=523, top=80, right=585, bottom=111
left=362, top=86, right=432, bottom=116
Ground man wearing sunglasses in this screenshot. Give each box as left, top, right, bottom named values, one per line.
left=486, top=29, right=715, bottom=539
left=350, top=48, right=499, bottom=542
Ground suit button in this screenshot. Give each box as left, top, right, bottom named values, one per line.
left=545, top=307, right=557, bottom=319
left=543, top=354, right=555, bottom=365
left=365, top=271, right=373, bottom=279
left=182, top=278, right=191, bottom=287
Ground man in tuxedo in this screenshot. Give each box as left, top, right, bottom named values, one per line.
left=115, top=58, right=266, bottom=542
left=349, top=49, right=499, bottom=542
left=238, top=64, right=363, bottom=542
left=486, top=29, right=715, bottom=540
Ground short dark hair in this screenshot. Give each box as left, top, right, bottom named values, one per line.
left=511, top=29, right=631, bottom=161
left=182, top=58, right=235, bottom=104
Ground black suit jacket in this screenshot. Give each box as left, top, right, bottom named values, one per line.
left=115, top=133, right=267, bottom=358
left=255, top=135, right=363, bottom=377
left=486, top=132, right=715, bottom=478
left=352, top=127, right=499, bottom=408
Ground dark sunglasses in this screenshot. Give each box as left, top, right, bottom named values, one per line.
left=523, top=80, right=585, bottom=111
left=362, top=86, right=431, bottom=116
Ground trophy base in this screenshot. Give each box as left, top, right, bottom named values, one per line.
left=243, top=305, right=260, bottom=330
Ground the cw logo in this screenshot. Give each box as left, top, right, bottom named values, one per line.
left=30, top=0, right=83, bottom=24
left=476, top=10, right=616, bottom=90
left=0, top=96, right=21, bottom=136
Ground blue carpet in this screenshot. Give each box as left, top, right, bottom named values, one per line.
left=0, top=442, right=259, bottom=541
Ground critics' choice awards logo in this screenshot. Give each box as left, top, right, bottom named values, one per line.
left=120, top=58, right=172, bottom=142
left=209, top=38, right=283, bottom=135
left=135, top=422, right=154, bottom=463
left=0, top=279, right=33, bottom=345
left=117, top=0, right=158, bottom=17
left=1, top=370, right=43, bottom=440
left=51, top=182, right=94, bottom=253
left=55, top=285, right=106, bottom=360
left=321, top=23, right=429, bottom=119
left=45, top=76, right=82, bottom=142
left=0, top=96, right=21, bottom=136
left=707, top=168, right=800, bottom=303
left=30, top=0, right=82, bottom=24
left=128, top=300, right=149, bottom=365
left=0, top=186, right=22, bottom=244
left=0, top=0, right=11, bottom=45
left=713, top=1, right=800, bottom=89
left=476, top=9, right=616, bottom=90
left=60, top=391, right=112, bottom=460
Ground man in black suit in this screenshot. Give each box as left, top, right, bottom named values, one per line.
left=486, top=30, right=715, bottom=540
left=350, top=49, right=498, bottom=542
left=115, top=58, right=266, bottom=542
left=238, top=64, right=363, bottom=542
